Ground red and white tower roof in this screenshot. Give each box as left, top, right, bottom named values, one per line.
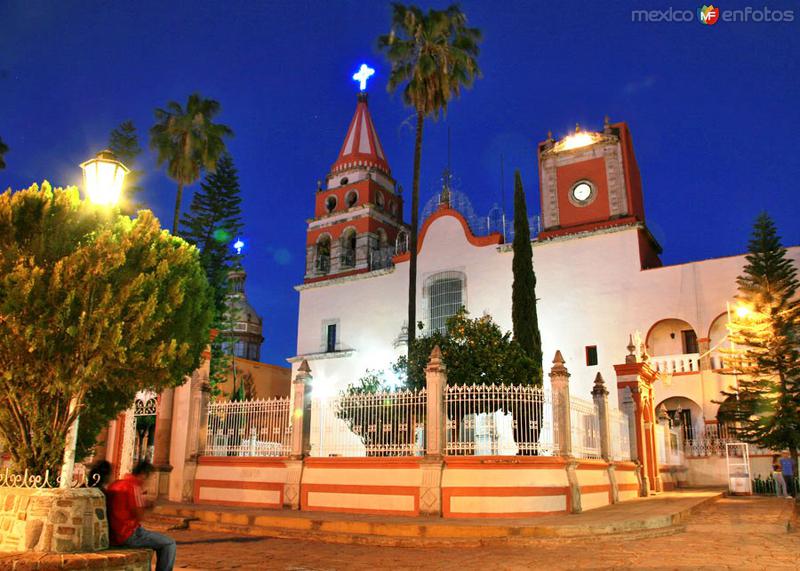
left=331, top=93, right=391, bottom=176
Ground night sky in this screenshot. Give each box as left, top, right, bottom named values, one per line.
left=1, top=1, right=798, bottom=366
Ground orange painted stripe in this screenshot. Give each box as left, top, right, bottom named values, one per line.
left=580, top=484, right=610, bottom=494
left=444, top=456, right=567, bottom=469
left=576, top=460, right=610, bottom=470
left=193, top=479, right=284, bottom=509
left=303, top=457, right=422, bottom=469
left=197, top=456, right=288, bottom=468
left=617, top=483, right=640, bottom=491
left=442, top=486, right=570, bottom=518
left=301, top=483, right=419, bottom=516
left=613, top=462, right=637, bottom=471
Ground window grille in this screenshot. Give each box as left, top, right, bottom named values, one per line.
left=423, top=271, right=466, bottom=334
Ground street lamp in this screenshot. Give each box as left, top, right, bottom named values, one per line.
left=60, top=151, right=128, bottom=488
left=79, top=149, right=129, bottom=206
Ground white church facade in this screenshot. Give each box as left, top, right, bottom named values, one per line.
left=291, top=93, right=800, bottom=479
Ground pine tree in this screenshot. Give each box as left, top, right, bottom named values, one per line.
left=720, top=213, right=800, bottom=454
left=511, top=171, right=543, bottom=385
left=180, top=153, right=244, bottom=397
left=108, top=120, right=143, bottom=214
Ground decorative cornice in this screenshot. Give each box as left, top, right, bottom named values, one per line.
left=296, top=266, right=395, bottom=291
left=287, top=349, right=355, bottom=363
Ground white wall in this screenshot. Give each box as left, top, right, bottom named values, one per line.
left=293, top=212, right=800, bottom=415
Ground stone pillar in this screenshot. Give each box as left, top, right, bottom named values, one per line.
left=592, top=372, right=611, bottom=462
left=419, top=346, right=447, bottom=516
left=290, top=361, right=313, bottom=458
left=615, top=347, right=662, bottom=495
left=697, top=337, right=711, bottom=371
left=424, top=346, right=447, bottom=458
left=151, top=386, right=175, bottom=494
left=549, top=351, right=572, bottom=457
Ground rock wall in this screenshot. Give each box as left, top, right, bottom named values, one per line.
left=0, top=487, right=108, bottom=553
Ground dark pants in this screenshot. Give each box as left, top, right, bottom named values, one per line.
left=123, top=526, right=176, bottom=571
left=783, top=473, right=796, bottom=497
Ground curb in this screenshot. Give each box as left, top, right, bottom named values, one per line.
left=159, top=492, right=723, bottom=547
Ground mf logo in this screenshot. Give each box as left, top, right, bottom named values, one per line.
left=698, top=5, right=720, bottom=24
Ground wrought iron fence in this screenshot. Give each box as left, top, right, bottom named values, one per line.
left=205, top=397, right=292, bottom=457
left=609, top=408, right=632, bottom=461
left=311, top=388, right=427, bottom=457
left=570, top=397, right=601, bottom=459
left=444, top=383, right=557, bottom=456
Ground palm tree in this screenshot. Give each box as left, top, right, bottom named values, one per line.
left=149, top=94, right=233, bottom=234
left=379, top=4, right=481, bottom=349
left=0, top=136, right=8, bottom=170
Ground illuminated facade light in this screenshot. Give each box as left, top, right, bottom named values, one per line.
left=560, top=132, right=597, bottom=151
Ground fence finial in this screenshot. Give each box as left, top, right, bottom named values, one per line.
left=298, top=359, right=311, bottom=374
left=626, top=335, right=638, bottom=364
left=550, top=351, right=569, bottom=378
left=591, top=372, right=608, bottom=396
left=426, top=345, right=445, bottom=372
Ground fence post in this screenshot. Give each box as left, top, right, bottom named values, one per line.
left=424, top=346, right=447, bottom=458
left=290, top=360, right=313, bottom=459
left=550, top=351, right=580, bottom=513
left=592, top=373, right=611, bottom=462
left=549, top=351, right=572, bottom=457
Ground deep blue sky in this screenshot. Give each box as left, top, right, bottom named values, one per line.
left=1, top=1, right=798, bottom=366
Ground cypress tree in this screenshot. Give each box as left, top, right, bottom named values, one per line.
left=720, top=213, right=800, bottom=454
left=511, top=170, right=543, bottom=385
left=108, top=120, right=143, bottom=214
left=180, top=153, right=244, bottom=397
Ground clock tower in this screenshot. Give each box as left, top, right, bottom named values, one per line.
left=537, top=119, right=661, bottom=268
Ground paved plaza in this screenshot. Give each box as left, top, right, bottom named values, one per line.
left=170, top=496, right=799, bottom=570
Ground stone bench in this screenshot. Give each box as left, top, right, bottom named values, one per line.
left=0, top=548, right=152, bottom=570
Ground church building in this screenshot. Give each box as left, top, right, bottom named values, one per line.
left=291, top=90, right=800, bottom=482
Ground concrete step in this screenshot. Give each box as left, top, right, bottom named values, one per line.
left=143, top=513, right=194, bottom=532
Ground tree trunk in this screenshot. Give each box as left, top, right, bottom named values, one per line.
left=407, top=111, right=424, bottom=358
left=172, top=183, right=184, bottom=235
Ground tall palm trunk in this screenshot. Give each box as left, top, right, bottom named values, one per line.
left=172, top=183, right=184, bottom=234
left=407, top=111, right=424, bottom=355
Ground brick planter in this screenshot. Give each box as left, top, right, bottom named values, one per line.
left=0, top=548, right=152, bottom=570
left=0, top=487, right=108, bottom=553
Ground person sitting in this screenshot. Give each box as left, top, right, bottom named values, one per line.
left=106, top=461, right=176, bottom=571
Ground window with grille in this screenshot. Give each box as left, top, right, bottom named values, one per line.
left=424, top=271, right=466, bottom=335
left=586, top=345, right=598, bottom=366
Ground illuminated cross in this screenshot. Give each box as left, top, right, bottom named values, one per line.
left=352, top=64, right=375, bottom=92
left=233, top=238, right=244, bottom=255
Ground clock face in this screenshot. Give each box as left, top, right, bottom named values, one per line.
left=571, top=181, right=593, bottom=204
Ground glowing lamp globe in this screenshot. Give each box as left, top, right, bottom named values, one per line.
left=80, top=149, right=129, bottom=206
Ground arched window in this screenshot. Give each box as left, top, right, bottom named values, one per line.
left=341, top=229, right=356, bottom=268
left=316, top=235, right=331, bottom=274
left=325, top=195, right=337, bottom=213
left=424, top=271, right=466, bottom=334
left=345, top=190, right=358, bottom=208
left=376, top=192, right=385, bottom=209
left=396, top=230, right=409, bottom=255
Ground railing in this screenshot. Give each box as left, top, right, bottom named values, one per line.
left=570, top=397, right=601, bottom=459
left=609, top=408, right=632, bottom=461
left=315, top=255, right=330, bottom=274
left=205, top=397, right=292, bottom=457
left=311, top=388, right=427, bottom=457
left=650, top=353, right=700, bottom=374
left=444, top=384, right=557, bottom=456
left=340, top=250, right=355, bottom=268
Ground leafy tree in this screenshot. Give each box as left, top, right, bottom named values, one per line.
left=395, top=310, right=537, bottom=390
left=511, top=170, right=543, bottom=386
left=150, top=93, right=233, bottom=234
left=0, top=182, right=213, bottom=474
left=180, top=154, right=244, bottom=397
left=108, top=120, right=144, bottom=214
left=379, top=4, right=481, bottom=353
left=719, top=213, right=800, bottom=456
left=0, top=136, right=8, bottom=170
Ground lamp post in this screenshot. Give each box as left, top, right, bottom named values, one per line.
left=59, top=150, right=127, bottom=488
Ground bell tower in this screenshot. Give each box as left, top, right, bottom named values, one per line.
left=537, top=119, right=661, bottom=268
left=304, top=91, right=406, bottom=283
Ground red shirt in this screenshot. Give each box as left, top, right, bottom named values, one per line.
left=106, top=474, right=144, bottom=545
